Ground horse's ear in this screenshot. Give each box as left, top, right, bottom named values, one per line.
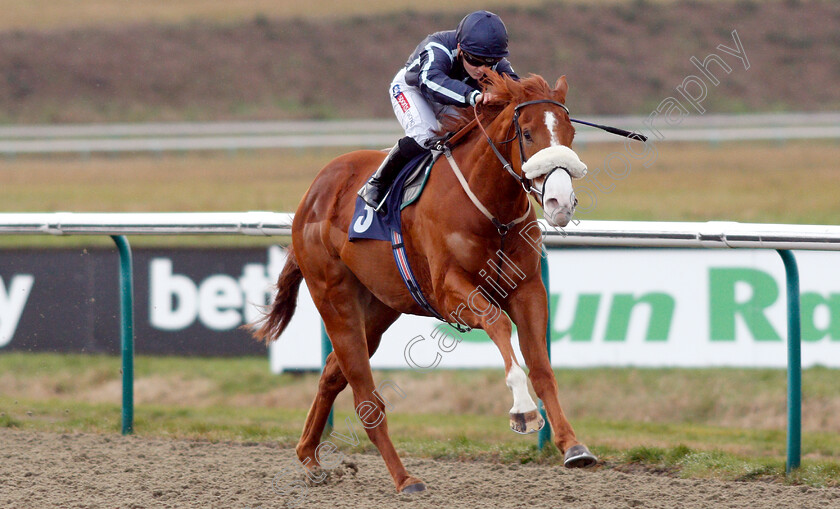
left=554, top=75, right=569, bottom=102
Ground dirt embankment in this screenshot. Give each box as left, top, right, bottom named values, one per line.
left=1, top=1, right=839, bottom=123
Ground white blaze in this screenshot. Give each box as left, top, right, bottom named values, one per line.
left=544, top=111, right=560, bottom=147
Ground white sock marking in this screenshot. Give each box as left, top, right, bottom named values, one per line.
left=506, top=363, right=538, bottom=414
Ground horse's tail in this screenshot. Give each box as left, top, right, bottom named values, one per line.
left=252, top=247, right=304, bottom=345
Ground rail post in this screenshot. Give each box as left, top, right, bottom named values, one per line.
left=777, top=249, right=801, bottom=473
left=538, top=256, right=552, bottom=450
left=111, top=235, right=134, bottom=435
left=321, top=322, right=334, bottom=436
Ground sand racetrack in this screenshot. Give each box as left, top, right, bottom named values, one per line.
left=2, top=430, right=839, bottom=508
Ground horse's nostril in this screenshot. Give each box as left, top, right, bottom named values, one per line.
left=546, top=198, right=559, bottom=210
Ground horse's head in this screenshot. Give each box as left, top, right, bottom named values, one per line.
left=482, top=73, right=587, bottom=228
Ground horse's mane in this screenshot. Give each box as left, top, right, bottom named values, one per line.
left=437, top=73, right=564, bottom=136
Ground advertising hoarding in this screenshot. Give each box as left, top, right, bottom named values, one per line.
left=2, top=247, right=838, bottom=368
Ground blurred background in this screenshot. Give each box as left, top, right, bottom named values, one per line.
left=2, top=0, right=838, bottom=122
left=1, top=0, right=839, bottom=228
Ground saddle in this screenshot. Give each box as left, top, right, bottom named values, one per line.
left=400, top=151, right=437, bottom=210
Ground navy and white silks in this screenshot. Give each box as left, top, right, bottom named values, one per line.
left=389, top=30, right=518, bottom=147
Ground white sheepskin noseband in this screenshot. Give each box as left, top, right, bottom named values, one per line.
left=522, top=145, right=588, bottom=180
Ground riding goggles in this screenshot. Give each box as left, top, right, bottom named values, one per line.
left=462, top=51, right=502, bottom=68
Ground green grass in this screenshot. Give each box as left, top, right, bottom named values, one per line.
left=1, top=352, right=839, bottom=487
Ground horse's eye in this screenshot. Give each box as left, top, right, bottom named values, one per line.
left=523, top=130, right=533, bottom=142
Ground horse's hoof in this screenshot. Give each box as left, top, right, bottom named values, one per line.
left=563, top=444, right=598, bottom=468
left=509, top=410, right=545, bottom=435
left=401, top=482, right=426, bottom=494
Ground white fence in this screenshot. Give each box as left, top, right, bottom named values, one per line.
left=4, top=212, right=840, bottom=249
left=1, top=112, right=838, bottom=154
left=0, top=211, right=294, bottom=236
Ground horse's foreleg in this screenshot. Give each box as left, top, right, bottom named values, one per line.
left=442, top=279, right=542, bottom=434
left=485, top=317, right=544, bottom=434
left=508, top=281, right=597, bottom=467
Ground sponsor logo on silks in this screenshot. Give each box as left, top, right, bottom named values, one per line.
left=396, top=93, right=411, bottom=113
left=392, top=84, right=411, bottom=113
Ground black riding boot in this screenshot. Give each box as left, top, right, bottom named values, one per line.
left=358, top=136, right=426, bottom=211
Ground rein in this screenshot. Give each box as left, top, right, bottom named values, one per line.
left=473, top=104, right=531, bottom=194
left=444, top=116, right=479, bottom=147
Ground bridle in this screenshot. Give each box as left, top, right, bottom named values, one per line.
left=473, top=98, right=648, bottom=203
left=438, top=94, right=647, bottom=309
left=441, top=99, right=577, bottom=239
left=442, top=96, right=646, bottom=237
left=474, top=99, right=572, bottom=205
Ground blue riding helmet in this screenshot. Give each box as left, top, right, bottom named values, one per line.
left=455, top=10, right=509, bottom=59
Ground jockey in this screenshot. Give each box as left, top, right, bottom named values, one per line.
left=358, top=10, right=519, bottom=211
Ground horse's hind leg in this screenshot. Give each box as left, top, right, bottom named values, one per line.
left=301, top=262, right=421, bottom=492
left=295, top=352, right=346, bottom=465
left=326, top=317, right=424, bottom=492
left=295, top=302, right=399, bottom=470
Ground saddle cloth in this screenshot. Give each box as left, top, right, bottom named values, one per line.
left=348, top=150, right=438, bottom=242
left=347, top=149, right=467, bottom=330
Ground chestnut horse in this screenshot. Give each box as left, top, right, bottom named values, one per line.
left=254, top=72, right=596, bottom=493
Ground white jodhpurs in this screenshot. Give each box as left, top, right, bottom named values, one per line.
left=389, top=68, right=457, bottom=148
